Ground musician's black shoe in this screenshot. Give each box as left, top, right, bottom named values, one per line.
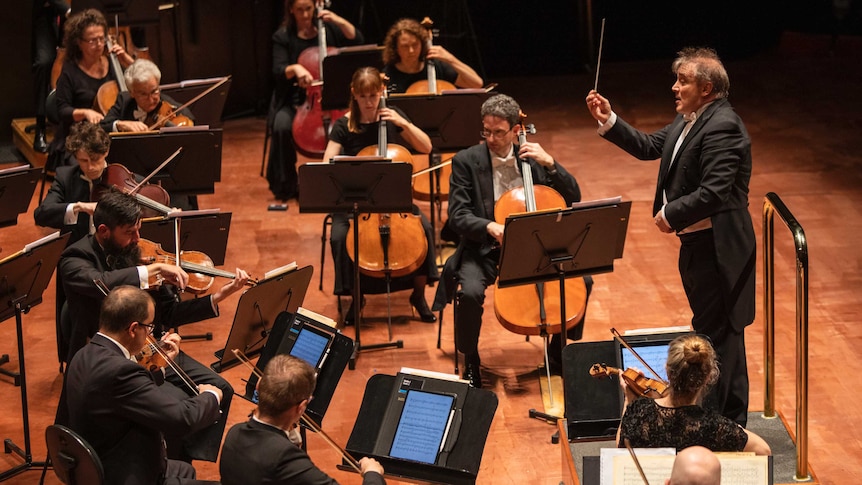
left=343, top=295, right=365, bottom=327
left=463, top=353, right=482, bottom=388
left=33, top=129, right=48, bottom=153
left=410, top=291, right=436, bottom=323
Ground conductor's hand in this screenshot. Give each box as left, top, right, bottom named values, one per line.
left=160, top=331, right=181, bottom=361
left=585, top=90, right=612, bottom=124
left=486, top=221, right=505, bottom=245
left=359, top=457, right=385, bottom=477
left=211, top=268, right=251, bottom=306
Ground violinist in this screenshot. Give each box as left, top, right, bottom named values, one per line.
left=57, top=190, right=249, bottom=463
left=267, top=0, right=364, bottom=201
left=49, top=8, right=133, bottom=169
left=435, top=94, right=589, bottom=388
left=63, top=286, right=224, bottom=485
left=35, top=121, right=110, bottom=366
left=617, top=335, right=770, bottom=455
left=381, top=18, right=483, bottom=94
left=100, top=59, right=194, bottom=133
left=322, top=67, right=438, bottom=326
left=220, top=354, right=386, bottom=485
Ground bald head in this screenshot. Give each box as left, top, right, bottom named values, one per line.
left=667, top=446, right=721, bottom=485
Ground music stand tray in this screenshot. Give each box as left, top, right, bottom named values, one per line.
left=108, top=129, right=222, bottom=195
left=387, top=92, right=492, bottom=151
left=0, top=232, right=70, bottom=480
left=211, top=265, right=313, bottom=373
left=343, top=373, right=497, bottom=485
left=0, top=166, right=41, bottom=228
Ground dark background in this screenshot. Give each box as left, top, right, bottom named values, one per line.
left=2, top=0, right=860, bottom=142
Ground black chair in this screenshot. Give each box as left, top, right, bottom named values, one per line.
left=432, top=248, right=462, bottom=374
left=43, top=425, right=104, bottom=485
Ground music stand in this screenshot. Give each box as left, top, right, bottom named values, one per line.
left=342, top=372, right=498, bottom=485
left=210, top=265, right=313, bottom=373
left=298, top=160, right=413, bottom=369
left=159, top=77, right=231, bottom=129
left=497, top=200, right=631, bottom=418
left=140, top=211, right=232, bottom=266
left=108, top=129, right=222, bottom=196
left=320, top=45, right=384, bottom=111
left=0, top=232, right=70, bottom=480
left=0, top=166, right=41, bottom=229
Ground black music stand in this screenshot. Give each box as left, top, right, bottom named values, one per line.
left=160, top=77, right=232, bottom=129
left=497, top=200, right=631, bottom=420
left=107, top=129, right=222, bottom=196
left=0, top=232, right=70, bottom=480
left=0, top=166, right=41, bottom=229
left=210, top=265, right=313, bottom=373
left=320, top=45, right=384, bottom=111
left=342, top=372, right=497, bottom=485
left=239, top=310, right=354, bottom=427
left=298, top=160, right=413, bottom=369
left=140, top=211, right=232, bottom=266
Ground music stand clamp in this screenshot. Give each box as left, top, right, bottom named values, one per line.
left=497, top=200, right=631, bottom=420
left=0, top=232, right=71, bottom=480
left=298, top=161, right=414, bottom=369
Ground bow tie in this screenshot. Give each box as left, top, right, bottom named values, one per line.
left=133, top=108, right=148, bottom=122
left=683, top=111, right=697, bottom=123
left=493, top=155, right=516, bottom=169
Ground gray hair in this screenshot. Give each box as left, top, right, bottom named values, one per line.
left=124, top=59, right=162, bottom=88
left=672, top=47, right=730, bottom=99
left=480, top=94, right=521, bottom=128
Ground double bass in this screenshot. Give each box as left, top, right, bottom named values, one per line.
left=345, top=91, right=427, bottom=279
left=492, top=113, right=588, bottom=337
left=291, top=0, right=347, bottom=158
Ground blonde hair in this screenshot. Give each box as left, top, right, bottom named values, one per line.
left=665, top=335, right=719, bottom=400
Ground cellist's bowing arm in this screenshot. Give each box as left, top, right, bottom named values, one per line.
left=322, top=139, right=342, bottom=163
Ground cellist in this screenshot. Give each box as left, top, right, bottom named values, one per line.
left=100, top=59, right=194, bottom=133
left=266, top=0, right=363, bottom=201
left=50, top=8, right=133, bottom=170
left=322, top=67, right=438, bottom=326
left=435, top=94, right=591, bottom=388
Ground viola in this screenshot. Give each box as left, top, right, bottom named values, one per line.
left=589, top=363, right=669, bottom=399
left=145, top=99, right=194, bottom=129
left=137, top=238, right=257, bottom=295
left=346, top=89, right=427, bottom=279
left=492, top=113, right=587, bottom=336
left=91, top=163, right=172, bottom=218
left=291, top=0, right=347, bottom=158
left=405, top=17, right=457, bottom=95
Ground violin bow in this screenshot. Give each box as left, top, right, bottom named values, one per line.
left=231, top=349, right=363, bottom=474
left=610, top=328, right=666, bottom=383
left=131, top=147, right=183, bottom=194
left=624, top=438, right=651, bottom=485
left=148, top=335, right=199, bottom=395
left=147, top=75, right=231, bottom=131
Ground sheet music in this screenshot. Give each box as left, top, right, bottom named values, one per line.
left=23, top=231, right=61, bottom=253
left=389, top=390, right=454, bottom=464
left=604, top=451, right=769, bottom=485
left=159, top=125, right=210, bottom=133
left=0, top=165, right=30, bottom=176
left=570, top=195, right=623, bottom=210
left=296, top=307, right=337, bottom=329
left=600, top=448, right=675, bottom=485
left=264, top=261, right=297, bottom=280
left=398, top=367, right=468, bottom=383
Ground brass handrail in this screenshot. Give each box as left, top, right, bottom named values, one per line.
left=762, top=192, right=809, bottom=481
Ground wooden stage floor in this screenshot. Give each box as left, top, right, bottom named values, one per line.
left=1, top=33, right=860, bottom=484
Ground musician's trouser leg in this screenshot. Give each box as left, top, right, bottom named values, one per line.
left=455, top=248, right=498, bottom=358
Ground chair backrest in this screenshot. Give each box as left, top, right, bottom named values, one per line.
left=45, top=425, right=105, bottom=485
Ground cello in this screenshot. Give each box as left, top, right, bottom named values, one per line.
left=291, top=0, right=347, bottom=158
left=492, top=112, right=588, bottom=337
left=405, top=17, right=457, bottom=95
left=346, top=89, right=427, bottom=279
left=93, top=33, right=129, bottom=115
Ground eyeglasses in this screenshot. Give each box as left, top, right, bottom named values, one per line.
left=480, top=126, right=514, bottom=139
left=82, top=36, right=106, bottom=46
left=136, top=322, right=155, bottom=335
left=132, top=88, right=161, bottom=99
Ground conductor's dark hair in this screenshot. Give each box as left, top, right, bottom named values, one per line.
left=66, top=121, right=111, bottom=155
left=481, top=94, right=521, bottom=128
left=93, top=190, right=142, bottom=230
left=63, top=8, right=108, bottom=63
left=99, top=286, right=154, bottom=334
left=257, top=355, right=317, bottom=417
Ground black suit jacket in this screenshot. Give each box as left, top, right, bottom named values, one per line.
left=603, top=98, right=756, bottom=331
left=34, top=164, right=92, bottom=246
left=65, top=334, right=220, bottom=485
left=59, top=234, right=218, bottom=361
left=100, top=92, right=193, bottom=133
left=220, top=419, right=385, bottom=485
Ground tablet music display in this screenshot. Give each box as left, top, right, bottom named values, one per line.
left=388, top=390, right=456, bottom=465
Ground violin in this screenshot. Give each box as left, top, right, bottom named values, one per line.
left=589, top=363, right=669, bottom=399
left=492, top=112, right=587, bottom=336
left=405, top=17, right=457, bottom=95
left=145, top=99, right=194, bottom=129
left=91, top=163, right=172, bottom=218
left=291, top=0, right=347, bottom=158
left=140, top=335, right=199, bottom=395
left=346, top=86, right=427, bottom=279
left=138, top=238, right=257, bottom=295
